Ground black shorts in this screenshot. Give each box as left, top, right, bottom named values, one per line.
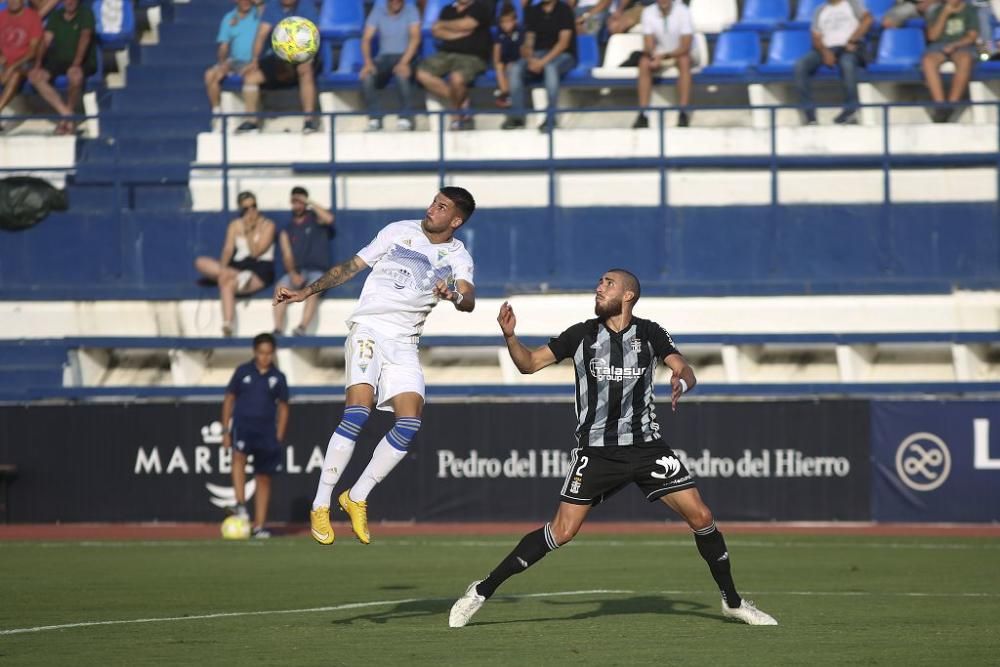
left=560, top=442, right=696, bottom=506
left=259, top=54, right=319, bottom=89
left=43, top=57, right=97, bottom=79
left=232, top=422, right=284, bottom=474
left=229, top=258, right=275, bottom=287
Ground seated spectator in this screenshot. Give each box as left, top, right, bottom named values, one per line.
left=922, top=0, right=979, bottom=122
left=608, top=0, right=650, bottom=35
left=492, top=2, right=523, bottom=108
left=273, top=186, right=334, bottom=336
left=574, top=0, right=614, bottom=34
left=794, top=0, right=872, bottom=126
left=882, top=0, right=937, bottom=28
left=631, top=0, right=697, bottom=129
left=195, top=191, right=276, bottom=337
left=0, top=0, right=43, bottom=130
left=360, top=0, right=421, bottom=131
left=240, top=0, right=320, bottom=134
left=415, top=0, right=492, bottom=131
left=205, top=0, right=260, bottom=122
left=501, top=0, right=577, bottom=131
left=27, top=0, right=96, bottom=135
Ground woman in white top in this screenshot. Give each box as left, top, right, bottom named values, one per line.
left=195, top=190, right=276, bottom=336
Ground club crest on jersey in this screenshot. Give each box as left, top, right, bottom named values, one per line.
left=630, top=339, right=642, bottom=353
left=268, top=376, right=278, bottom=389
left=437, top=249, right=448, bottom=261
left=589, top=357, right=642, bottom=382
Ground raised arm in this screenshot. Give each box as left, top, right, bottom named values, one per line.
left=498, top=301, right=557, bottom=374
left=273, top=254, right=368, bottom=304
left=433, top=278, right=476, bottom=313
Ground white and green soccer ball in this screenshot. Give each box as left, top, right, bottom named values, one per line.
left=221, top=515, right=251, bottom=540
left=271, top=16, right=320, bottom=64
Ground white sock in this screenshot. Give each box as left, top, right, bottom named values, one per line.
left=312, top=433, right=356, bottom=510
left=349, top=437, right=408, bottom=502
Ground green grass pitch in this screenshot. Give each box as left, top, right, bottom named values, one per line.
left=2, top=533, right=998, bottom=665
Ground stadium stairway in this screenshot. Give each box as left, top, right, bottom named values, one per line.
left=68, top=0, right=233, bottom=213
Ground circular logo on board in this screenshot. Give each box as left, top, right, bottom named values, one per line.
left=895, top=432, right=952, bottom=492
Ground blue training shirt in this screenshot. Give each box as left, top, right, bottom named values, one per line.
left=217, top=7, right=260, bottom=63
left=282, top=211, right=333, bottom=273
left=226, top=361, right=289, bottom=429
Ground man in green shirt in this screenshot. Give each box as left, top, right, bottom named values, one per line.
left=921, top=0, right=979, bottom=122
left=27, top=0, right=95, bottom=134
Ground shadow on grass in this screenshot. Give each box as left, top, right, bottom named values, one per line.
left=470, top=595, right=721, bottom=627
left=328, top=594, right=720, bottom=626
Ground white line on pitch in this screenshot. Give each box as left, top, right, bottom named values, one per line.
left=0, top=589, right=633, bottom=636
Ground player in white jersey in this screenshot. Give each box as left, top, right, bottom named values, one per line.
left=274, top=187, right=477, bottom=545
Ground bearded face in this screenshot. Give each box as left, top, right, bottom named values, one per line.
left=594, top=292, right=623, bottom=318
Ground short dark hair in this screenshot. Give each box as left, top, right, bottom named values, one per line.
left=439, top=186, right=476, bottom=222
left=608, top=268, right=641, bottom=304
left=237, top=190, right=256, bottom=204
left=291, top=186, right=308, bottom=197
left=499, top=2, right=517, bottom=18
left=253, top=332, right=277, bottom=350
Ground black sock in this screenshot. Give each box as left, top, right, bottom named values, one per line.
left=694, top=523, right=742, bottom=609
left=476, top=523, right=560, bottom=599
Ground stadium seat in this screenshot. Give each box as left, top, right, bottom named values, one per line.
left=93, top=0, right=137, bottom=50
left=564, top=33, right=599, bottom=82
left=701, top=30, right=761, bottom=75
left=787, top=0, right=825, bottom=30
left=324, top=37, right=363, bottom=83
left=422, top=0, right=448, bottom=35
left=865, top=0, right=896, bottom=24
left=756, top=29, right=816, bottom=74
left=732, top=0, right=790, bottom=32
left=689, top=0, right=738, bottom=35
left=867, top=27, right=925, bottom=73
left=319, top=0, right=364, bottom=42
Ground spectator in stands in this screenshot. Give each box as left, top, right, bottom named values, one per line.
left=882, top=0, right=938, bottom=28
left=205, top=0, right=260, bottom=123
left=240, top=0, right=320, bottom=134
left=501, top=0, right=576, bottom=131
left=360, top=0, right=421, bottom=131
left=923, top=0, right=979, bottom=121
left=26, top=0, right=96, bottom=135
left=574, top=0, right=614, bottom=35
left=194, top=191, right=277, bottom=337
left=794, top=0, right=873, bottom=126
left=631, top=0, right=697, bottom=129
left=222, top=332, right=289, bottom=539
left=492, top=2, right=523, bottom=108
left=415, top=0, right=492, bottom=131
left=273, top=187, right=335, bottom=336
left=0, top=0, right=43, bottom=130
left=608, top=0, right=650, bottom=35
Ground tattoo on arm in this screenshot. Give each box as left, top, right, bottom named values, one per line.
left=305, top=256, right=365, bottom=296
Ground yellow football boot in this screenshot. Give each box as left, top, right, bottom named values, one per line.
left=338, top=490, right=370, bottom=544
left=309, top=506, right=335, bottom=545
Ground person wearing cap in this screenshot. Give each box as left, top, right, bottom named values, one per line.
left=195, top=191, right=277, bottom=337
left=273, top=186, right=335, bottom=336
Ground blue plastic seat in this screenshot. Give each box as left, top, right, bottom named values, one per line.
left=732, top=0, right=790, bottom=32
left=93, top=0, right=136, bottom=50
left=565, top=34, right=598, bottom=82
left=324, top=37, right=363, bottom=83
left=787, top=0, right=824, bottom=30
left=867, top=27, right=924, bottom=73
left=701, top=30, right=761, bottom=75
left=319, top=0, right=364, bottom=42
left=756, top=29, right=814, bottom=74
left=422, top=0, right=449, bottom=36
left=865, top=0, right=896, bottom=24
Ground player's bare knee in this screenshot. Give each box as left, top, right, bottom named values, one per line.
left=688, top=506, right=714, bottom=531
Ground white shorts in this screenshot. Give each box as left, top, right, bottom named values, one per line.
left=345, top=324, right=425, bottom=412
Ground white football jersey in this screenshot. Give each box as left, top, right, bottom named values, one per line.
left=348, top=220, right=475, bottom=340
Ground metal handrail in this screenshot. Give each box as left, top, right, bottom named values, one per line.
left=1, top=100, right=998, bottom=216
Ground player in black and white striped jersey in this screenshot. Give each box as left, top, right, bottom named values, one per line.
left=449, top=269, right=778, bottom=628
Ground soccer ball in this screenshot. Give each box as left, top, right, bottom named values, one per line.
left=221, top=515, right=251, bottom=540
left=271, top=16, right=320, bottom=64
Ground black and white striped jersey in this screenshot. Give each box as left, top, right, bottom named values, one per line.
left=547, top=317, right=680, bottom=448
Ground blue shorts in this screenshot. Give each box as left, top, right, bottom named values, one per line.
left=232, top=422, right=284, bottom=474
